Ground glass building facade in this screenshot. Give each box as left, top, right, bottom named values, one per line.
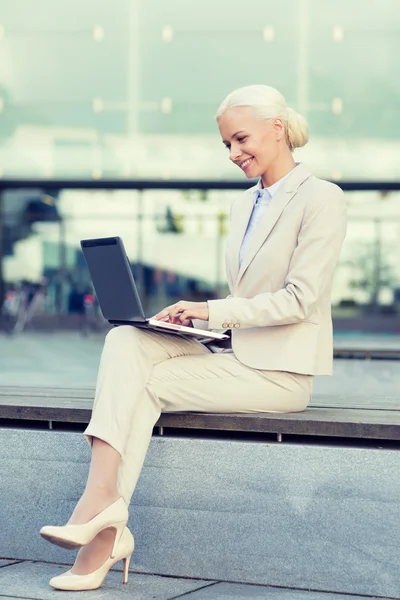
left=0, top=0, right=399, bottom=326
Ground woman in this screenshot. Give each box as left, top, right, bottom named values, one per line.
left=40, top=85, right=347, bottom=591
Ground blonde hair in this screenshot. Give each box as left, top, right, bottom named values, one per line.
left=216, top=85, right=309, bottom=151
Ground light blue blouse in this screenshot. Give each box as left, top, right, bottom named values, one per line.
left=238, top=168, right=296, bottom=268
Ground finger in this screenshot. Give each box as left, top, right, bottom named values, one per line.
left=178, top=310, right=197, bottom=323
left=169, top=304, right=186, bottom=319
left=153, top=310, right=168, bottom=320
left=171, top=311, right=188, bottom=324
left=180, top=318, right=193, bottom=327
left=154, top=304, right=175, bottom=320
left=166, top=310, right=185, bottom=324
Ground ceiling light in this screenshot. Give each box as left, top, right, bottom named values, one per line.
left=93, top=25, right=105, bottom=42
left=263, top=26, right=274, bottom=42
left=162, top=26, right=173, bottom=42
left=161, top=97, right=173, bottom=114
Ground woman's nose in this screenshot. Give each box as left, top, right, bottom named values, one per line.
left=229, top=145, right=241, bottom=161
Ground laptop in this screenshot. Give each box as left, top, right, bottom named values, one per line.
left=80, top=236, right=229, bottom=342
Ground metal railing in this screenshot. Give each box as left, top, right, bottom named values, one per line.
left=1, top=178, right=400, bottom=191
left=1, top=178, right=400, bottom=315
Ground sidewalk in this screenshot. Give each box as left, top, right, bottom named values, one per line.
left=0, top=560, right=385, bottom=599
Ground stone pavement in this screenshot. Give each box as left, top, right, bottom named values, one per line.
left=0, top=331, right=399, bottom=398
left=0, top=560, right=385, bottom=599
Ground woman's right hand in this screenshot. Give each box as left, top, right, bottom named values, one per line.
left=153, top=301, right=209, bottom=326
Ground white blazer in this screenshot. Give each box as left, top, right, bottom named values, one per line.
left=205, top=163, right=347, bottom=375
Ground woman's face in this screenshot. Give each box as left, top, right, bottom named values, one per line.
left=218, top=106, right=285, bottom=180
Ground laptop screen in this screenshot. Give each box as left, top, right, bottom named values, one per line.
left=81, top=237, right=146, bottom=323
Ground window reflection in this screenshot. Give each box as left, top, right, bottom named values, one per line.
left=1, top=188, right=400, bottom=329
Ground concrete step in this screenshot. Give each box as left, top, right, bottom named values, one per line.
left=0, top=427, right=399, bottom=598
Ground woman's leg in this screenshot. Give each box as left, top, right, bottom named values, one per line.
left=72, top=326, right=208, bottom=517
left=117, top=351, right=313, bottom=505
left=73, top=350, right=312, bottom=574
left=69, top=330, right=311, bottom=575
left=68, top=326, right=209, bottom=574
left=67, top=438, right=120, bottom=526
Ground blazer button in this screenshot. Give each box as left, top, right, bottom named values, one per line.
left=234, top=323, right=240, bottom=328
left=228, top=322, right=234, bottom=328
left=222, top=322, right=229, bottom=328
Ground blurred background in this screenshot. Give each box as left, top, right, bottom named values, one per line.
left=0, top=0, right=400, bottom=336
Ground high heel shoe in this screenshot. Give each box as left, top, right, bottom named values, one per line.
left=49, top=526, right=135, bottom=591
left=40, top=497, right=128, bottom=553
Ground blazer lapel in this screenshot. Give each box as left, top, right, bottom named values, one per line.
left=234, top=163, right=312, bottom=286
left=228, top=188, right=255, bottom=284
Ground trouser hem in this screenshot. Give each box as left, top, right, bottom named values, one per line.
left=83, top=424, right=124, bottom=457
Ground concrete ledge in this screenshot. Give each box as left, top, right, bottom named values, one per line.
left=0, top=427, right=399, bottom=597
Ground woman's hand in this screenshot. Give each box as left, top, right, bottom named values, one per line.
left=153, top=301, right=209, bottom=327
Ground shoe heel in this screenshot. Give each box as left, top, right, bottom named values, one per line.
left=122, top=553, right=132, bottom=584
left=110, top=521, right=127, bottom=559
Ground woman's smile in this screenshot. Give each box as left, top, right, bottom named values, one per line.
left=238, top=157, right=254, bottom=171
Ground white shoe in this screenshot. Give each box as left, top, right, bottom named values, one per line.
left=49, top=526, right=135, bottom=591
left=40, top=497, right=128, bottom=555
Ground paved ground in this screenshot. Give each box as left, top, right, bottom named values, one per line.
left=0, top=331, right=399, bottom=398
left=0, top=560, right=385, bottom=599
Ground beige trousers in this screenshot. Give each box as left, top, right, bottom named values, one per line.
left=84, top=326, right=313, bottom=505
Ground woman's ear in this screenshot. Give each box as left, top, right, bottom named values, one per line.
left=272, top=117, right=285, bottom=142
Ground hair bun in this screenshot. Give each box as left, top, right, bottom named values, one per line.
left=286, top=107, right=309, bottom=150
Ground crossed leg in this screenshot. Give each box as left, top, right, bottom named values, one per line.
left=64, top=326, right=311, bottom=574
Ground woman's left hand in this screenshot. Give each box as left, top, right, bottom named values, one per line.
left=153, top=301, right=209, bottom=326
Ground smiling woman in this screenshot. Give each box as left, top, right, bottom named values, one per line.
left=216, top=85, right=309, bottom=188
left=40, top=83, right=347, bottom=593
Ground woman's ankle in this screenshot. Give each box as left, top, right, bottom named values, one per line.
left=83, top=485, right=120, bottom=504
left=68, top=490, right=120, bottom=525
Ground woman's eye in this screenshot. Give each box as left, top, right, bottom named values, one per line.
left=237, top=137, right=247, bottom=143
